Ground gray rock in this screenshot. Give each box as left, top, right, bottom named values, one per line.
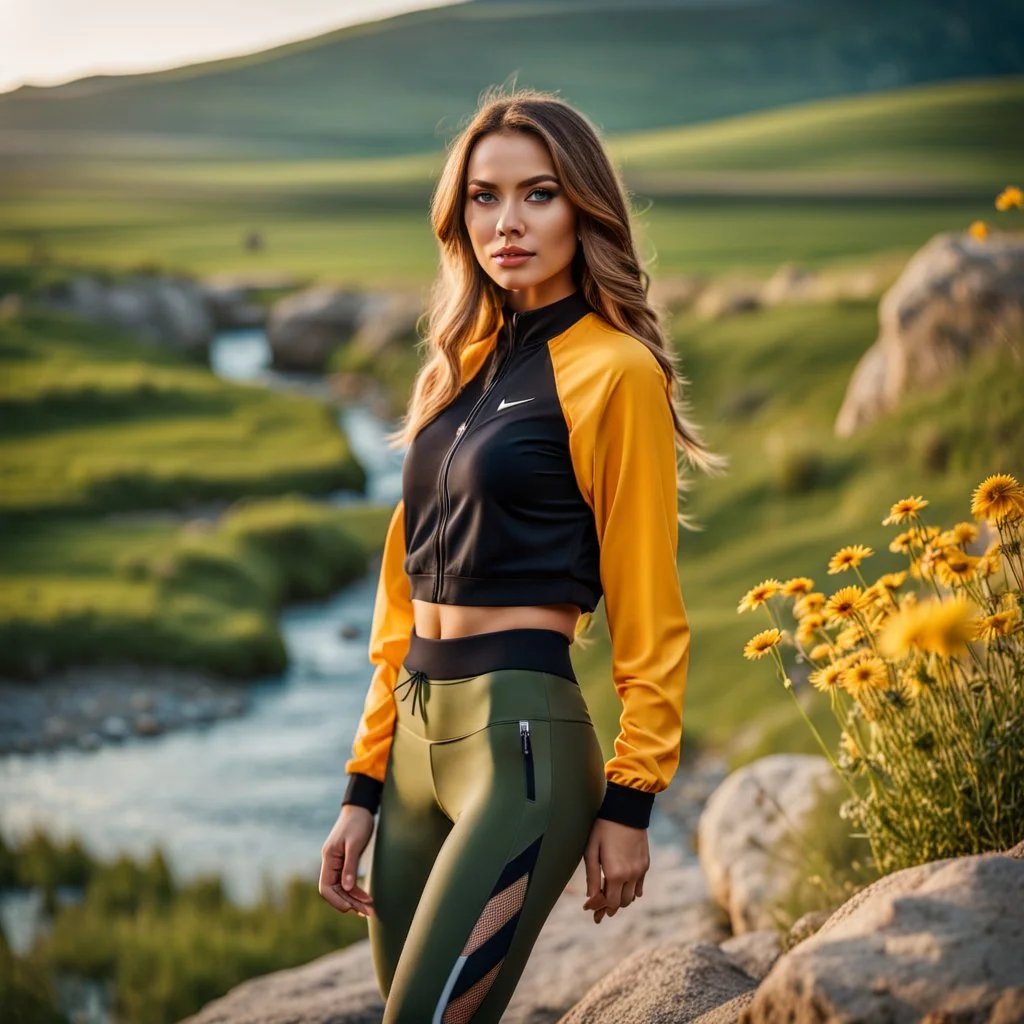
left=101, top=716, right=130, bottom=740
left=783, top=908, right=830, bottom=948
left=266, top=287, right=367, bottom=372
left=836, top=229, right=1024, bottom=437
left=34, top=272, right=213, bottom=358
left=558, top=941, right=757, bottom=1024
left=741, top=851, right=1024, bottom=1024
left=690, top=991, right=758, bottom=1024
left=720, top=930, right=782, bottom=980
left=697, top=754, right=835, bottom=934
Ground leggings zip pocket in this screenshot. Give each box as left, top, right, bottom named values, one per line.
left=519, top=720, right=535, bottom=801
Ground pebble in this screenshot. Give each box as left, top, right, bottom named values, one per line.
left=0, top=669, right=252, bottom=757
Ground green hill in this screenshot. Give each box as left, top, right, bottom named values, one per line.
left=1, top=0, right=1021, bottom=161
left=2, top=76, right=1018, bottom=282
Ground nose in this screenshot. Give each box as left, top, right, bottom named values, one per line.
left=495, top=198, right=525, bottom=240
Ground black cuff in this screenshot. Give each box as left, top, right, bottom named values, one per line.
left=595, top=781, right=655, bottom=829
left=342, top=772, right=383, bottom=815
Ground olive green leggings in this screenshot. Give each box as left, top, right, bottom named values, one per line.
left=367, top=627, right=606, bottom=1023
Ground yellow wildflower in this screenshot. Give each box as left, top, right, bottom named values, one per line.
left=841, top=656, right=888, bottom=699
left=781, top=576, right=815, bottom=597
left=809, top=662, right=844, bottom=692
left=934, top=550, right=979, bottom=588
left=877, top=571, right=907, bottom=591
left=827, top=544, right=874, bottom=575
left=882, top=496, right=928, bottom=526
left=835, top=622, right=866, bottom=651
left=971, top=474, right=1024, bottom=525
left=743, top=628, right=783, bottom=660
left=969, top=220, right=989, bottom=241
left=738, top=578, right=782, bottom=614
left=974, top=601, right=1020, bottom=641
left=808, top=642, right=833, bottom=662
left=794, top=592, right=826, bottom=618
left=977, top=540, right=1003, bottom=578
left=796, top=613, right=826, bottom=647
left=879, top=594, right=981, bottom=659
left=889, top=530, right=916, bottom=554
left=824, top=585, right=867, bottom=625
left=948, top=522, right=979, bottom=546
left=995, top=185, right=1024, bottom=211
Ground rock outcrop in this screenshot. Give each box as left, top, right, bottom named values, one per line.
left=697, top=753, right=836, bottom=934
left=558, top=941, right=758, bottom=1024
left=740, top=847, right=1024, bottom=1023
left=33, top=272, right=214, bottom=358
left=835, top=228, right=1024, bottom=437
left=266, top=287, right=421, bottom=373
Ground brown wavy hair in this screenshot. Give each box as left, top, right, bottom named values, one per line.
left=389, top=85, right=729, bottom=639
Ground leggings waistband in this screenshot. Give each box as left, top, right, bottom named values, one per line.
left=405, top=626, right=577, bottom=685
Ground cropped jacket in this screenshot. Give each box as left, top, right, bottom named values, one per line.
left=342, top=289, right=691, bottom=829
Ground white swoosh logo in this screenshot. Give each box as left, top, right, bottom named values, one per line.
left=497, top=397, right=535, bottom=411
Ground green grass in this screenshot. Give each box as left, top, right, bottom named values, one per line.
left=0, top=497, right=387, bottom=679
left=1, top=827, right=367, bottom=1024
left=0, top=309, right=365, bottom=517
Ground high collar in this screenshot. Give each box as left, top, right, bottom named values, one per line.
left=497, top=289, right=594, bottom=353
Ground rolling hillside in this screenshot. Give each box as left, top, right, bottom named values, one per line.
left=0, top=0, right=1021, bottom=161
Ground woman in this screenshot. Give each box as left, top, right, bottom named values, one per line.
left=319, top=86, right=726, bottom=1022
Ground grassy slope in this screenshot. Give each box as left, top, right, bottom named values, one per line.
left=0, top=0, right=1020, bottom=159
left=573, top=298, right=1024, bottom=766
left=3, top=77, right=1020, bottom=284
left=0, top=309, right=388, bottom=678
left=0, top=309, right=364, bottom=518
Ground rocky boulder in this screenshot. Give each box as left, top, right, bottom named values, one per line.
left=740, top=847, right=1024, bottom=1023
left=33, top=272, right=214, bottom=359
left=697, top=754, right=836, bottom=934
left=835, top=228, right=1024, bottom=437
left=267, top=288, right=422, bottom=373
left=558, top=941, right=758, bottom=1024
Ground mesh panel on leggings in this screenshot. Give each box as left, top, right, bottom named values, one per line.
left=441, top=960, right=503, bottom=1024
left=462, top=872, right=528, bottom=956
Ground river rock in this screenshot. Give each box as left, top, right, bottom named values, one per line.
left=740, top=848, right=1024, bottom=1023
left=697, top=754, right=835, bottom=934
left=835, top=228, right=1024, bottom=437
left=266, top=287, right=368, bottom=372
left=33, top=272, right=214, bottom=358
left=559, top=941, right=758, bottom=1024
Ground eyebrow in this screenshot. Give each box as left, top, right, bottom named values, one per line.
left=467, top=174, right=561, bottom=189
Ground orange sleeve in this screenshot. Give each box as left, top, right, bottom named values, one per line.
left=342, top=497, right=413, bottom=814
left=552, top=326, right=691, bottom=829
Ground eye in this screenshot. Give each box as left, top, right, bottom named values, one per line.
left=469, top=187, right=558, bottom=204
left=527, top=187, right=555, bottom=201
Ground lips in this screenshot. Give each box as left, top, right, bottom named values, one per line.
left=493, top=246, right=534, bottom=257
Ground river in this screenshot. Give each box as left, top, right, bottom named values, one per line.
left=0, top=326, right=405, bottom=930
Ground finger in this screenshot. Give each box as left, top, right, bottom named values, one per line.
left=603, top=878, right=624, bottom=912
left=620, top=879, right=637, bottom=909
left=329, top=883, right=374, bottom=918
left=318, top=845, right=343, bottom=896
left=583, top=844, right=602, bottom=904
left=341, top=838, right=362, bottom=892
left=636, top=874, right=645, bottom=899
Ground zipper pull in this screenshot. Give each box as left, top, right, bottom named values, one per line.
left=519, top=719, right=531, bottom=754
left=455, top=422, right=465, bottom=436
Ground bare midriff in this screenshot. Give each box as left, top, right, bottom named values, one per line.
left=411, top=600, right=581, bottom=643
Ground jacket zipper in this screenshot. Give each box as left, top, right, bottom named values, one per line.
left=431, top=311, right=521, bottom=602
left=520, top=719, right=535, bottom=801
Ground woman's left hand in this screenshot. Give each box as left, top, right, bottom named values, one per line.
left=582, top=817, right=650, bottom=923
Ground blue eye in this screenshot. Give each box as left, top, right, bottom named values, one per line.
left=470, top=188, right=557, bottom=204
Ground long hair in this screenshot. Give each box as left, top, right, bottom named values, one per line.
left=390, top=85, right=729, bottom=640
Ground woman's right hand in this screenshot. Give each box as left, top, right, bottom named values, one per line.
left=319, top=804, right=377, bottom=919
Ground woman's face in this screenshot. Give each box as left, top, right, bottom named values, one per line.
left=464, top=131, right=579, bottom=312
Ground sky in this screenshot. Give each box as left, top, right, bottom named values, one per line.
left=0, top=0, right=461, bottom=95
